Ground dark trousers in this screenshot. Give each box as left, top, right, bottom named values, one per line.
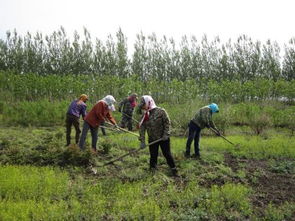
left=120, top=114, right=133, bottom=131
left=65, top=114, right=81, bottom=145
left=149, top=138, right=176, bottom=169
left=185, top=120, right=202, bottom=155
left=79, top=121, right=99, bottom=150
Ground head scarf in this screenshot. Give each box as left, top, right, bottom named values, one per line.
left=208, top=103, right=219, bottom=113
left=79, top=94, right=88, bottom=101
left=138, top=95, right=157, bottom=127
left=128, top=93, right=138, bottom=108
left=102, top=95, right=116, bottom=111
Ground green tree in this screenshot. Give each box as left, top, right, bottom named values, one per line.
left=282, top=38, right=295, bottom=80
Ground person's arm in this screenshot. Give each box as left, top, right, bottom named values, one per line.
left=205, top=110, right=218, bottom=131
left=81, top=104, right=87, bottom=120
left=118, top=100, right=124, bottom=113
left=106, top=111, right=116, bottom=125
left=139, top=118, right=146, bottom=143
left=161, top=109, right=171, bottom=140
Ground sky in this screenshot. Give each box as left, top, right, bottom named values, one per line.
left=0, top=0, right=295, bottom=52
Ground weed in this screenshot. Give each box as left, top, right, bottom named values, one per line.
left=98, top=139, right=114, bottom=154
left=263, top=203, right=295, bottom=220
left=200, top=183, right=252, bottom=219
left=269, top=160, right=295, bottom=174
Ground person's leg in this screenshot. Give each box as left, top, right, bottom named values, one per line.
left=149, top=141, right=160, bottom=169
left=119, top=115, right=127, bottom=128
left=65, top=115, right=72, bottom=146
left=79, top=121, right=90, bottom=150
left=160, top=139, right=176, bottom=169
left=193, top=126, right=202, bottom=156
left=127, top=117, right=133, bottom=131
left=90, top=126, right=99, bottom=151
left=72, top=116, right=81, bottom=144
left=185, top=121, right=197, bottom=157
left=160, top=139, right=178, bottom=176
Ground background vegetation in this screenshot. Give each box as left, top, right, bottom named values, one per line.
left=0, top=27, right=294, bottom=81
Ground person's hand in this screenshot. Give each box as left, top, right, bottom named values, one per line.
left=162, top=135, right=169, bottom=141
left=216, top=130, right=221, bottom=136
left=140, top=142, right=146, bottom=149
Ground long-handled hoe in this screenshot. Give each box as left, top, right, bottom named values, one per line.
left=121, top=112, right=140, bottom=124
left=98, top=138, right=163, bottom=167
left=93, top=120, right=163, bottom=168
left=209, top=127, right=240, bottom=148
left=104, top=120, right=139, bottom=137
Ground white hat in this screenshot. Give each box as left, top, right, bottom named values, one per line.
left=103, top=95, right=116, bottom=106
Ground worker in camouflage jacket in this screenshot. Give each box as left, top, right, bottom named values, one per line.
left=118, top=93, right=138, bottom=131
left=185, top=103, right=220, bottom=158
left=138, top=95, right=178, bottom=176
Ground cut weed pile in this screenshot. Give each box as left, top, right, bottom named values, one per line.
left=1, top=126, right=295, bottom=220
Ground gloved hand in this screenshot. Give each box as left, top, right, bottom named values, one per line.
left=140, top=142, right=146, bottom=149
left=162, top=134, right=169, bottom=141
left=113, top=124, right=119, bottom=129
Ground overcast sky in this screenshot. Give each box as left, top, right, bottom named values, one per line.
left=1, top=0, right=294, bottom=51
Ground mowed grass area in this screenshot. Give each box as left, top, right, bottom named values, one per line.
left=0, top=126, right=295, bottom=220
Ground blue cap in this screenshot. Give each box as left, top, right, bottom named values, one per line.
left=208, top=103, right=219, bottom=113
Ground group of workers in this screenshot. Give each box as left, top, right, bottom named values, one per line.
left=66, top=93, right=220, bottom=177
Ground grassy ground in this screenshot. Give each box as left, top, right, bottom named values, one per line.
left=0, top=126, right=295, bottom=220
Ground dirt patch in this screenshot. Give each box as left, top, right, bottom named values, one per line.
left=224, top=153, right=295, bottom=208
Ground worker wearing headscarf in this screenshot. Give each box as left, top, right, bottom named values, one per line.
left=138, top=95, right=178, bottom=176
left=79, top=95, right=117, bottom=152
left=185, top=103, right=220, bottom=158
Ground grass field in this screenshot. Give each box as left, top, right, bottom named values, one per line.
left=1, top=125, right=294, bottom=220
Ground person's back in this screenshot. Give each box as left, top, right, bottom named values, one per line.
left=84, top=100, right=116, bottom=128
left=191, top=106, right=212, bottom=129
left=79, top=95, right=117, bottom=152
left=140, top=107, right=170, bottom=142
left=67, top=99, right=87, bottom=119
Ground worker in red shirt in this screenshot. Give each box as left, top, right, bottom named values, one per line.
left=79, top=95, right=117, bottom=152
